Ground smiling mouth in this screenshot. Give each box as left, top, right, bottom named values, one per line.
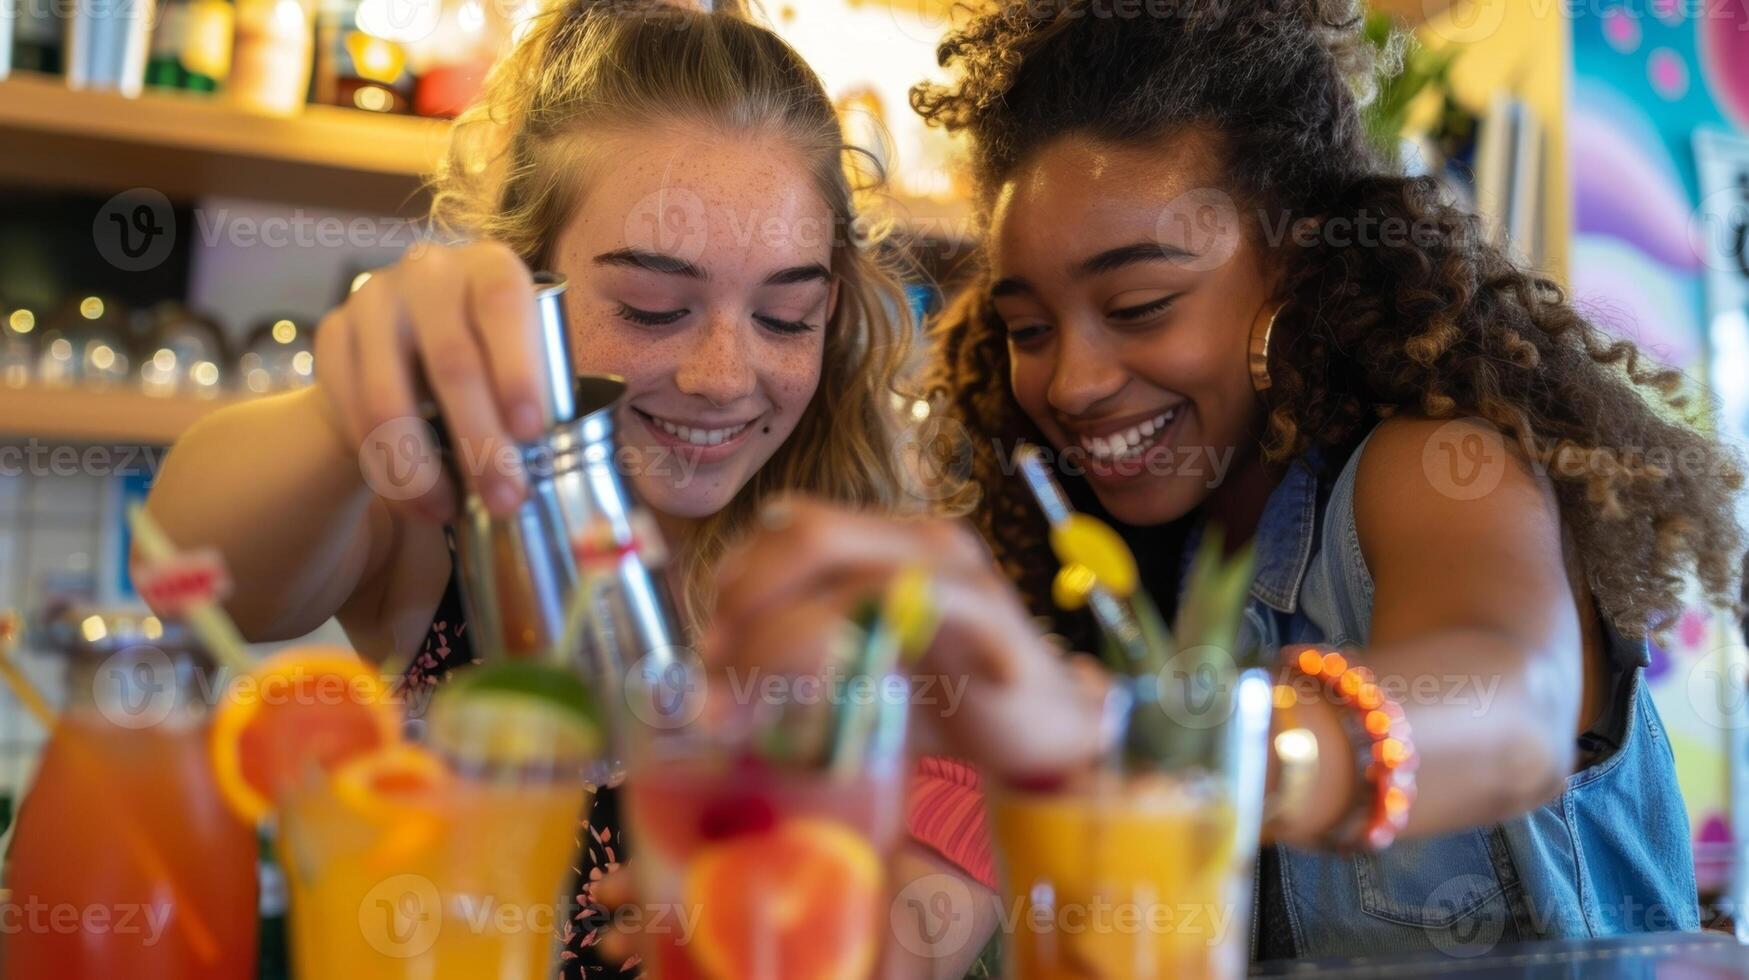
left=634, top=408, right=754, bottom=447
left=1075, top=406, right=1183, bottom=465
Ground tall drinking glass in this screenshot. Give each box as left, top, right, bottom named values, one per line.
left=626, top=667, right=910, bottom=980
left=989, top=668, right=1273, bottom=980
left=277, top=696, right=592, bottom=979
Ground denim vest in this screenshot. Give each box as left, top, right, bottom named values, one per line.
left=1232, top=428, right=1699, bottom=960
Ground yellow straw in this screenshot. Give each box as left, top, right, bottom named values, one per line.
left=126, top=504, right=252, bottom=676
left=0, top=614, right=54, bottom=728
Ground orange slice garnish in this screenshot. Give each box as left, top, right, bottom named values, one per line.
left=332, top=743, right=452, bottom=871
left=685, top=817, right=884, bottom=980
left=209, top=647, right=402, bottom=823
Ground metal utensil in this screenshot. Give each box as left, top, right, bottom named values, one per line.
left=440, top=273, right=685, bottom=765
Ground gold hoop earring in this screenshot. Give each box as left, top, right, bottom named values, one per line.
left=1248, top=303, right=1283, bottom=398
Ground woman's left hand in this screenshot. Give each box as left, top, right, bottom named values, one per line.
left=705, top=497, right=1112, bottom=783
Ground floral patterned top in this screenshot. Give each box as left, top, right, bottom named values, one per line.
left=401, top=567, right=638, bottom=979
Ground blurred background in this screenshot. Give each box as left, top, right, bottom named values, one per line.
left=0, top=0, right=1746, bottom=927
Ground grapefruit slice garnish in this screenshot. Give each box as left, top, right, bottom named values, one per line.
left=209, top=647, right=402, bottom=823
left=685, top=817, right=883, bottom=980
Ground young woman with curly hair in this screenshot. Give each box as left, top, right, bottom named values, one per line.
left=712, top=0, right=1748, bottom=968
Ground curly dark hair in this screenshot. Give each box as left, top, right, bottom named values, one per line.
left=913, top=0, right=1744, bottom=639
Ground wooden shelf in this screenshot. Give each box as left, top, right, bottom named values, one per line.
left=0, top=72, right=447, bottom=215
left=0, top=385, right=243, bottom=444
left=0, top=69, right=972, bottom=231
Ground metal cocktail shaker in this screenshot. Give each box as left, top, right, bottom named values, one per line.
left=441, top=273, right=686, bottom=759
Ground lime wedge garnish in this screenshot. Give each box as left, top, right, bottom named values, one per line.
left=428, top=662, right=605, bottom=767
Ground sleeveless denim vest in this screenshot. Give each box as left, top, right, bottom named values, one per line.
left=1228, top=428, right=1699, bottom=959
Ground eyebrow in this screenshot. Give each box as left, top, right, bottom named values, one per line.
left=761, top=263, right=831, bottom=287
left=989, top=241, right=1200, bottom=299
left=594, top=248, right=706, bottom=279
left=593, top=249, right=830, bottom=288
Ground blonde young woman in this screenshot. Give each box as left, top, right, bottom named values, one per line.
left=145, top=1, right=937, bottom=973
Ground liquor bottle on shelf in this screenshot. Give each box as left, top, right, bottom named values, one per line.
left=146, top=0, right=234, bottom=92
left=312, top=0, right=412, bottom=114
left=402, top=0, right=505, bottom=118
left=230, top=0, right=313, bottom=116
left=12, top=0, right=63, bottom=75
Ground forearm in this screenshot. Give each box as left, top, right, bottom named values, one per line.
left=1269, top=629, right=1577, bottom=847
left=143, top=386, right=384, bottom=641
left=884, top=844, right=999, bottom=979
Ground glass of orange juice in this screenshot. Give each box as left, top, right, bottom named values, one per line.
left=989, top=668, right=1273, bottom=980
left=276, top=665, right=598, bottom=979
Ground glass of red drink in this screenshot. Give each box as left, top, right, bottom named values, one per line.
left=625, top=663, right=909, bottom=980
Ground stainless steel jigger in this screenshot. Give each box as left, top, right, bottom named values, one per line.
left=442, top=272, right=686, bottom=771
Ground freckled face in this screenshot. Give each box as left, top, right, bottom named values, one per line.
left=989, top=133, right=1273, bottom=526
left=552, top=129, right=835, bottom=520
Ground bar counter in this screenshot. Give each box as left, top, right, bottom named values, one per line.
left=1252, top=931, right=1748, bottom=977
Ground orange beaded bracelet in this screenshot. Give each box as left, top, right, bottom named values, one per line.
left=1282, top=645, right=1418, bottom=852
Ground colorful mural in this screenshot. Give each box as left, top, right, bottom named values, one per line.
left=1571, top=1, right=1749, bottom=898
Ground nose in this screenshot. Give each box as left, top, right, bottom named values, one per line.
left=1046, top=321, right=1127, bottom=418
left=674, top=309, right=758, bottom=407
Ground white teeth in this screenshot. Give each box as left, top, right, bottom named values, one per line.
left=649, top=415, right=749, bottom=447
left=1077, top=407, right=1179, bottom=462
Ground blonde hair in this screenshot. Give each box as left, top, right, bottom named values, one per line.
left=428, top=0, right=916, bottom=630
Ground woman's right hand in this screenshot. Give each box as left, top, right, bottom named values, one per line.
left=313, top=240, right=550, bottom=522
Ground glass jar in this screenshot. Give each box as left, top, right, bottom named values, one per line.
left=0, top=606, right=258, bottom=980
